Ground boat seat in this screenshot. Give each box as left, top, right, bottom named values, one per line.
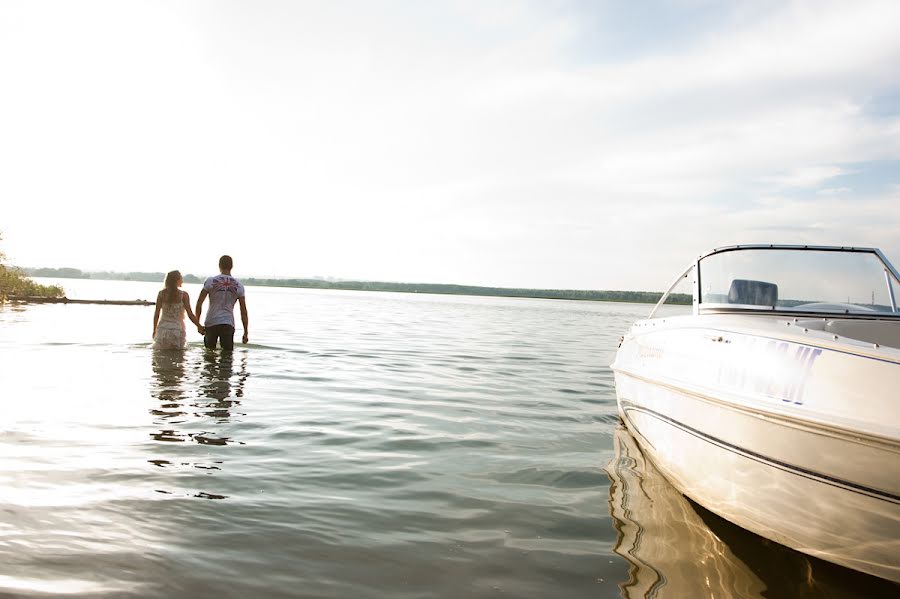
left=797, top=319, right=900, bottom=349
left=728, top=279, right=778, bottom=306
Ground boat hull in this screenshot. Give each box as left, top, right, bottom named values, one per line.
left=612, top=319, right=900, bottom=583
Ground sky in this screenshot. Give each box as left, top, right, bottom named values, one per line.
left=2, top=0, right=899, bottom=291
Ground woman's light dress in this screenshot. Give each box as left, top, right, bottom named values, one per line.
left=153, top=292, right=187, bottom=349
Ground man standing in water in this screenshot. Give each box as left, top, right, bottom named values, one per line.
left=196, top=255, right=249, bottom=350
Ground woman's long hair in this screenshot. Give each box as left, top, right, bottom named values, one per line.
left=162, top=270, right=182, bottom=304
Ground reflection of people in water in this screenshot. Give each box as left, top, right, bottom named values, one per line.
left=150, top=350, right=190, bottom=441
left=148, top=350, right=249, bottom=500
left=197, top=350, right=248, bottom=423
left=152, top=270, right=205, bottom=350
left=149, top=350, right=248, bottom=440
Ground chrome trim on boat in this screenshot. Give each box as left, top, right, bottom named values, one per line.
left=886, top=268, right=898, bottom=313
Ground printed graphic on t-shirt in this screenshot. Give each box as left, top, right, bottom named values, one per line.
left=203, top=275, right=245, bottom=327
left=211, top=278, right=242, bottom=294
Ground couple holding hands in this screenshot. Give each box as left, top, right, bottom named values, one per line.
left=152, top=255, right=249, bottom=351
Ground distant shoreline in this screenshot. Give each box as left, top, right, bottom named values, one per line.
left=23, top=267, right=692, bottom=306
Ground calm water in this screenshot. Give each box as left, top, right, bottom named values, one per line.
left=0, top=279, right=895, bottom=598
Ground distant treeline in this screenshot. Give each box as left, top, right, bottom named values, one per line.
left=26, top=267, right=203, bottom=284
left=24, top=267, right=691, bottom=305
left=240, top=277, right=692, bottom=305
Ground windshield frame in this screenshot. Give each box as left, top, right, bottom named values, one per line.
left=649, top=245, right=900, bottom=319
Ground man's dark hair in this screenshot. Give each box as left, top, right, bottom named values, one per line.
left=219, top=255, right=233, bottom=271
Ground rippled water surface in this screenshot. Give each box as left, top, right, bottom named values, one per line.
left=1, top=280, right=894, bottom=597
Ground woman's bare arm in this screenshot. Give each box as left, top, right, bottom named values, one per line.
left=195, top=289, right=208, bottom=322
left=182, top=291, right=204, bottom=331
left=152, top=291, right=162, bottom=338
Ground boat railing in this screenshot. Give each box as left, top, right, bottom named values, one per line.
left=648, top=264, right=695, bottom=319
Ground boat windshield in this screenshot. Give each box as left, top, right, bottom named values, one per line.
left=698, top=247, right=899, bottom=315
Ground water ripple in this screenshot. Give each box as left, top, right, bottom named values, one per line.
left=9, top=288, right=855, bottom=597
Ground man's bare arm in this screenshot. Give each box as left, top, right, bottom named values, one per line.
left=196, top=289, right=208, bottom=320
left=195, top=289, right=209, bottom=332
left=239, top=296, right=249, bottom=344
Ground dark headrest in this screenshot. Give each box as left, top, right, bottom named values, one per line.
left=728, top=279, right=778, bottom=306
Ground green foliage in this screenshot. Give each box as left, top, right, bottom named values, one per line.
left=0, top=233, right=65, bottom=301
left=0, top=266, right=65, bottom=300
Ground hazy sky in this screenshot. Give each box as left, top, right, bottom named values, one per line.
left=2, top=0, right=899, bottom=291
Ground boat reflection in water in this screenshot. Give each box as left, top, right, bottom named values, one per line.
left=607, top=424, right=764, bottom=598
left=606, top=425, right=899, bottom=598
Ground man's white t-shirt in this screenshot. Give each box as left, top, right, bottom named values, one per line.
left=203, top=275, right=245, bottom=327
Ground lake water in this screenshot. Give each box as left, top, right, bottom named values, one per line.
left=1, top=279, right=895, bottom=598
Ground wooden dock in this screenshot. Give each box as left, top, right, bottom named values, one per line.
left=7, top=296, right=154, bottom=306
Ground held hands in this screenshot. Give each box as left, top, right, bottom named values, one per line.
left=198, top=325, right=206, bottom=335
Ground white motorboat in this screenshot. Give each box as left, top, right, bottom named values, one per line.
left=611, top=245, right=900, bottom=583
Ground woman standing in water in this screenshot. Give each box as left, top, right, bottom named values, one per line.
left=152, top=270, right=205, bottom=349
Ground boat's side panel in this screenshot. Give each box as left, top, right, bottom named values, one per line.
left=612, top=320, right=900, bottom=582
left=613, top=319, right=900, bottom=486
left=615, top=368, right=899, bottom=500
left=615, top=370, right=900, bottom=582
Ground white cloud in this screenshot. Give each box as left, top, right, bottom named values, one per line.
left=764, top=166, right=849, bottom=189
left=815, top=187, right=852, bottom=196
left=1, top=0, right=899, bottom=289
